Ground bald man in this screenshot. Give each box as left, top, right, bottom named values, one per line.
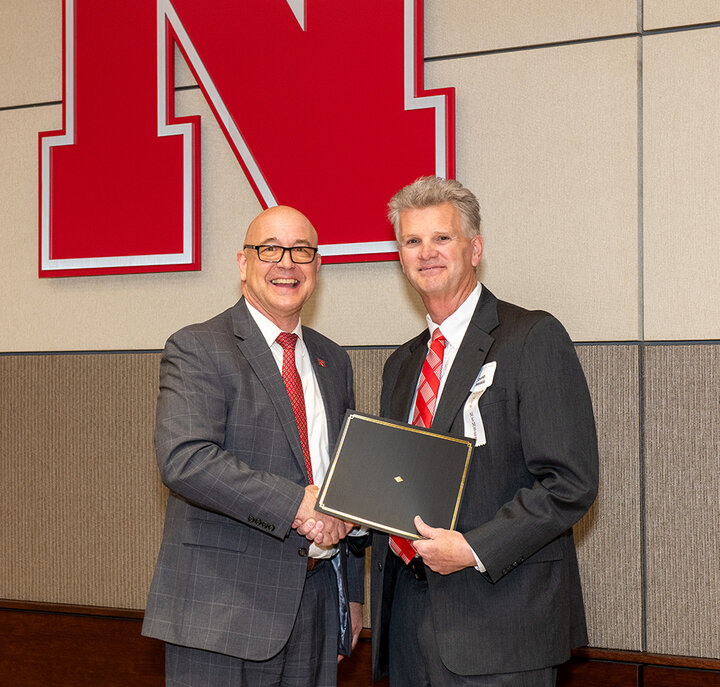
left=143, top=206, right=364, bottom=687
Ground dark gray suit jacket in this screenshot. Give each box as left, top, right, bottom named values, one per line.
left=142, top=298, right=363, bottom=661
left=371, top=286, right=598, bottom=678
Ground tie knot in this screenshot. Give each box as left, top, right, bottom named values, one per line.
left=431, top=328, right=446, bottom=346
left=276, top=332, right=298, bottom=350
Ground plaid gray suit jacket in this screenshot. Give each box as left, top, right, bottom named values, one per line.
left=142, top=298, right=361, bottom=661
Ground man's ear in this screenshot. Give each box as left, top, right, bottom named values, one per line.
left=236, top=249, right=247, bottom=281
left=471, top=235, right=483, bottom=268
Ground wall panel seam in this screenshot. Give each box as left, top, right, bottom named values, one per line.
left=425, top=33, right=640, bottom=62
left=7, top=26, right=720, bottom=116
left=4, top=341, right=720, bottom=357
left=4, top=24, right=720, bottom=113
left=639, top=344, right=648, bottom=653
left=637, top=14, right=646, bottom=656
left=637, top=25, right=645, bottom=342
left=424, top=22, right=720, bottom=65
left=0, top=101, right=62, bottom=113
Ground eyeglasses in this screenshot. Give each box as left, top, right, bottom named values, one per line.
left=243, top=244, right=319, bottom=264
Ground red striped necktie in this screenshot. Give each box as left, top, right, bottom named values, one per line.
left=276, top=332, right=313, bottom=484
left=389, top=328, right=447, bottom=564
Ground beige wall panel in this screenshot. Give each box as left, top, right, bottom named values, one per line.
left=644, top=1, right=720, bottom=30
left=426, top=40, right=639, bottom=342
left=574, top=345, right=642, bottom=650
left=0, top=0, right=62, bottom=108
left=1, top=90, right=430, bottom=351
left=0, top=95, right=255, bottom=352
left=304, top=261, right=427, bottom=346
left=643, top=29, right=720, bottom=341
left=424, top=0, right=637, bottom=57
left=1, top=353, right=164, bottom=609
left=644, top=345, right=720, bottom=658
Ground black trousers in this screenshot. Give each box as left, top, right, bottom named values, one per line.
left=388, top=557, right=556, bottom=687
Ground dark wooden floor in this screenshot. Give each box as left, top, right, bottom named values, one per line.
left=3, top=602, right=720, bottom=686
left=339, top=638, right=387, bottom=687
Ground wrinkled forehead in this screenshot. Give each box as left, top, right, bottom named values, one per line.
left=397, top=202, right=463, bottom=236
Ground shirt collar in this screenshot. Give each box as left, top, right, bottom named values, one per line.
left=426, top=282, right=482, bottom=351
left=245, top=300, right=303, bottom=349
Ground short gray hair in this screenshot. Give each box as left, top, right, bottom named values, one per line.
left=387, top=176, right=482, bottom=239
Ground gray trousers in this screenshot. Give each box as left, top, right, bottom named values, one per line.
left=165, top=561, right=339, bottom=687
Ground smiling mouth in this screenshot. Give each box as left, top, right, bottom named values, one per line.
left=271, top=278, right=299, bottom=287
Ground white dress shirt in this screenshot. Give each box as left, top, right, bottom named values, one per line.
left=408, top=282, right=487, bottom=572
left=245, top=302, right=335, bottom=558
left=409, top=282, right=482, bottom=415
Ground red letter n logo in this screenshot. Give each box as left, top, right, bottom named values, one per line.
left=39, top=0, right=454, bottom=277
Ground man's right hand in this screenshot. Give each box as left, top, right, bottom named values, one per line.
left=292, top=484, right=354, bottom=545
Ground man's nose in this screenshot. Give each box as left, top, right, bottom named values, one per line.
left=419, top=240, right=437, bottom=259
left=279, top=248, right=295, bottom=267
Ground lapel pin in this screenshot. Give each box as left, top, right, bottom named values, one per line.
left=318, top=358, right=326, bottom=367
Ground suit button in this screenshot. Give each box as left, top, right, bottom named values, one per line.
left=298, top=547, right=308, bottom=558
left=378, top=562, right=383, bottom=571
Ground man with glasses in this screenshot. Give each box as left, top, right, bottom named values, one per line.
left=143, top=205, right=364, bottom=687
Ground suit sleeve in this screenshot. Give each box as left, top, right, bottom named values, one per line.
left=154, top=328, right=305, bottom=539
left=463, top=315, right=599, bottom=582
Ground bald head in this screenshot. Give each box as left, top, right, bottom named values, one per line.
left=244, top=205, right=318, bottom=247
left=237, top=205, right=321, bottom=331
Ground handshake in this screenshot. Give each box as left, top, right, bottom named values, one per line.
left=292, top=483, right=356, bottom=546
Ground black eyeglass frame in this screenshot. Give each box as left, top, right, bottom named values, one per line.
left=243, top=244, right=319, bottom=264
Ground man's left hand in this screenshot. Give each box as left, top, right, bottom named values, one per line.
left=412, top=516, right=476, bottom=575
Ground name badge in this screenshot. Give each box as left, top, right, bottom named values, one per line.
left=463, top=362, right=497, bottom=446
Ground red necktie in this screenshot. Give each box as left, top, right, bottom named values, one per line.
left=390, top=328, right=447, bottom=564
left=276, top=332, right=313, bottom=484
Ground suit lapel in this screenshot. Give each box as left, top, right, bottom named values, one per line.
left=431, top=287, right=499, bottom=434
left=232, top=300, right=309, bottom=480
left=386, top=333, right=428, bottom=422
